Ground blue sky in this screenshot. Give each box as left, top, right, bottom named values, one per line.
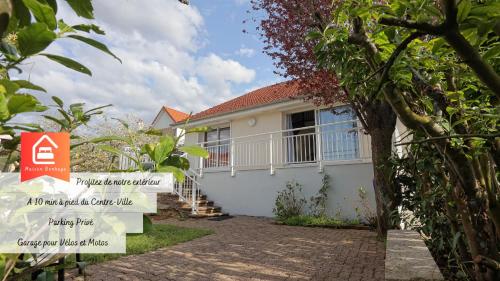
left=19, top=0, right=283, bottom=123
left=193, top=0, right=282, bottom=93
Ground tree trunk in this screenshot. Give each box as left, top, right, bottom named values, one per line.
left=365, top=100, right=398, bottom=238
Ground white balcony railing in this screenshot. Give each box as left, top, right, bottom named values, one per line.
left=197, top=120, right=371, bottom=175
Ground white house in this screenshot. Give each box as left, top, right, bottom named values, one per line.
left=151, top=106, right=190, bottom=145
left=162, top=80, right=380, bottom=219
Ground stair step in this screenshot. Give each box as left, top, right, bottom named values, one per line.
left=177, top=195, right=207, bottom=201
left=181, top=206, right=221, bottom=212
left=196, top=207, right=222, bottom=214
left=180, top=200, right=213, bottom=207
left=157, top=191, right=227, bottom=218
left=189, top=212, right=229, bottom=218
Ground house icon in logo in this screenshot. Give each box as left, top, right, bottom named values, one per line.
left=32, top=135, right=58, bottom=165
left=21, top=132, right=70, bottom=182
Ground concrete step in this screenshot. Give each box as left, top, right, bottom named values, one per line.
left=181, top=206, right=221, bottom=213
left=189, top=212, right=229, bottom=218
left=180, top=200, right=214, bottom=208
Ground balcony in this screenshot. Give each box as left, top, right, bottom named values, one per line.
left=197, top=120, right=372, bottom=175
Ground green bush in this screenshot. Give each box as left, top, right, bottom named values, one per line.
left=309, top=174, right=330, bottom=217
left=280, top=215, right=360, bottom=227
left=273, top=181, right=307, bottom=220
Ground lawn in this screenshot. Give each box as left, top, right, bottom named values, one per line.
left=0, top=224, right=212, bottom=279
left=68, top=223, right=213, bottom=264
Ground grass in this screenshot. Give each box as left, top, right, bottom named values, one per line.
left=0, top=224, right=214, bottom=280
left=279, top=215, right=362, bottom=228
left=67, top=224, right=213, bottom=265
left=0, top=223, right=212, bottom=279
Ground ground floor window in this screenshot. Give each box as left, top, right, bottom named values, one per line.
left=204, top=127, right=230, bottom=168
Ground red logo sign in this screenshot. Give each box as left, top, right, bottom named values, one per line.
left=20, top=132, right=70, bottom=182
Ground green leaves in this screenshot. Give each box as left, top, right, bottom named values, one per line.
left=11, top=1, right=32, bottom=29
left=162, top=155, right=190, bottom=170
left=7, top=94, right=47, bottom=114
left=67, top=35, right=121, bottom=63
left=51, top=96, right=63, bottom=108
left=22, top=0, right=57, bottom=30
left=142, top=214, right=153, bottom=233
left=12, top=80, right=46, bottom=92
left=17, top=23, right=56, bottom=56
left=41, top=54, right=91, bottom=76
left=72, top=24, right=105, bottom=35
left=35, top=271, right=55, bottom=281
left=0, top=87, right=10, bottom=121
left=65, top=0, right=94, bottom=19
left=178, top=145, right=209, bottom=158
left=186, top=126, right=209, bottom=133
left=153, top=136, right=176, bottom=164
left=0, top=82, right=47, bottom=122
left=482, top=43, right=500, bottom=61
left=457, top=0, right=472, bottom=22
left=157, top=165, right=185, bottom=182
left=98, top=144, right=139, bottom=166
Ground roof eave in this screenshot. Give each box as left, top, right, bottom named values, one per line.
left=172, top=97, right=308, bottom=128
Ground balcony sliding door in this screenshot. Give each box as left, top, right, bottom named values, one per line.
left=319, top=106, right=359, bottom=160
left=285, top=110, right=316, bottom=163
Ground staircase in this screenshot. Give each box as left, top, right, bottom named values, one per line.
left=171, top=169, right=227, bottom=218
left=179, top=194, right=226, bottom=218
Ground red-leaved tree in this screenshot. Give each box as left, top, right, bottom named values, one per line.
left=249, top=0, right=399, bottom=237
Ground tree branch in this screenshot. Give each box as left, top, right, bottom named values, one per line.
left=379, top=17, right=443, bottom=35
left=365, top=32, right=424, bottom=107
left=380, top=0, right=500, bottom=98
left=395, top=133, right=500, bottom=146
left=473, top=255, right=500, bottom=271
left=444, top=29, right=500, bottom=98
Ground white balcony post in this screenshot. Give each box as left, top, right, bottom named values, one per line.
left=269, top=133, right=275, bottom=175
left=199, top=143, right=204, bottom=178
left=230, top=139, right=235, bottom=177
left=316, top=125, right=323, bottom=173
left=191, top=179, right=197, bottom=215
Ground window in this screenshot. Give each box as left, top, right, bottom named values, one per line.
left=285, top=110, right=317, bottom=163
left=319, top=106, right=359, bottom=160
left=204, top=127, right=230, bottom=168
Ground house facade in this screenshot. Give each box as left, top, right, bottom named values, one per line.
left=151, top=106, right=190, bottom=145
left=165, top=81, right=383, bottom=220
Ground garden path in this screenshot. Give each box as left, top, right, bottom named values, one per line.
left=67, top=216, right=384, bottom=281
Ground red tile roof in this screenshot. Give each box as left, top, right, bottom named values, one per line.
left=189, top=80, right=303, bottom=121
left=164, top=107, right=190, bottom=123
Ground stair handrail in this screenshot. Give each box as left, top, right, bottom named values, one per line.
left=173, top=152, right=202, bottom=215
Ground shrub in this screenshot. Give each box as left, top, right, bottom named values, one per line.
left=355, top=186, right=377, bottom=227
left=273, top=181, right=307, bottom=220
left=309, top=174, right=330, bottom=217
left=281, top=215, right=360, bottom=227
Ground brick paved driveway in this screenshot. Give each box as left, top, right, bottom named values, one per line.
left=68, top=216, right=385, bottom=281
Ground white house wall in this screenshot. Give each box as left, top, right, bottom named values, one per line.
left=231, top=111, right=284, bottom=169
left=152, top=111, right=174, bottom=129
left=198, top=162, right=375, bottom=220
left=231, top=110, right=283, bottom=140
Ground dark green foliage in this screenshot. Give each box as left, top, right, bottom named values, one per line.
left=280, top=215, right=360, bottom=228
left=309, top=174, right=330, bottom=217
left=273, top=181, right=307, bottom=220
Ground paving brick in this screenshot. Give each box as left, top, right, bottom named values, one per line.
left=67, top=216, right=384, bottom=281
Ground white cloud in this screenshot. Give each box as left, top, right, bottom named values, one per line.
left=236, top=47, right=255, bottom=57
left=17, top=0, right=256, bottom=123
left=196, top=53, right=256, bottom=102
